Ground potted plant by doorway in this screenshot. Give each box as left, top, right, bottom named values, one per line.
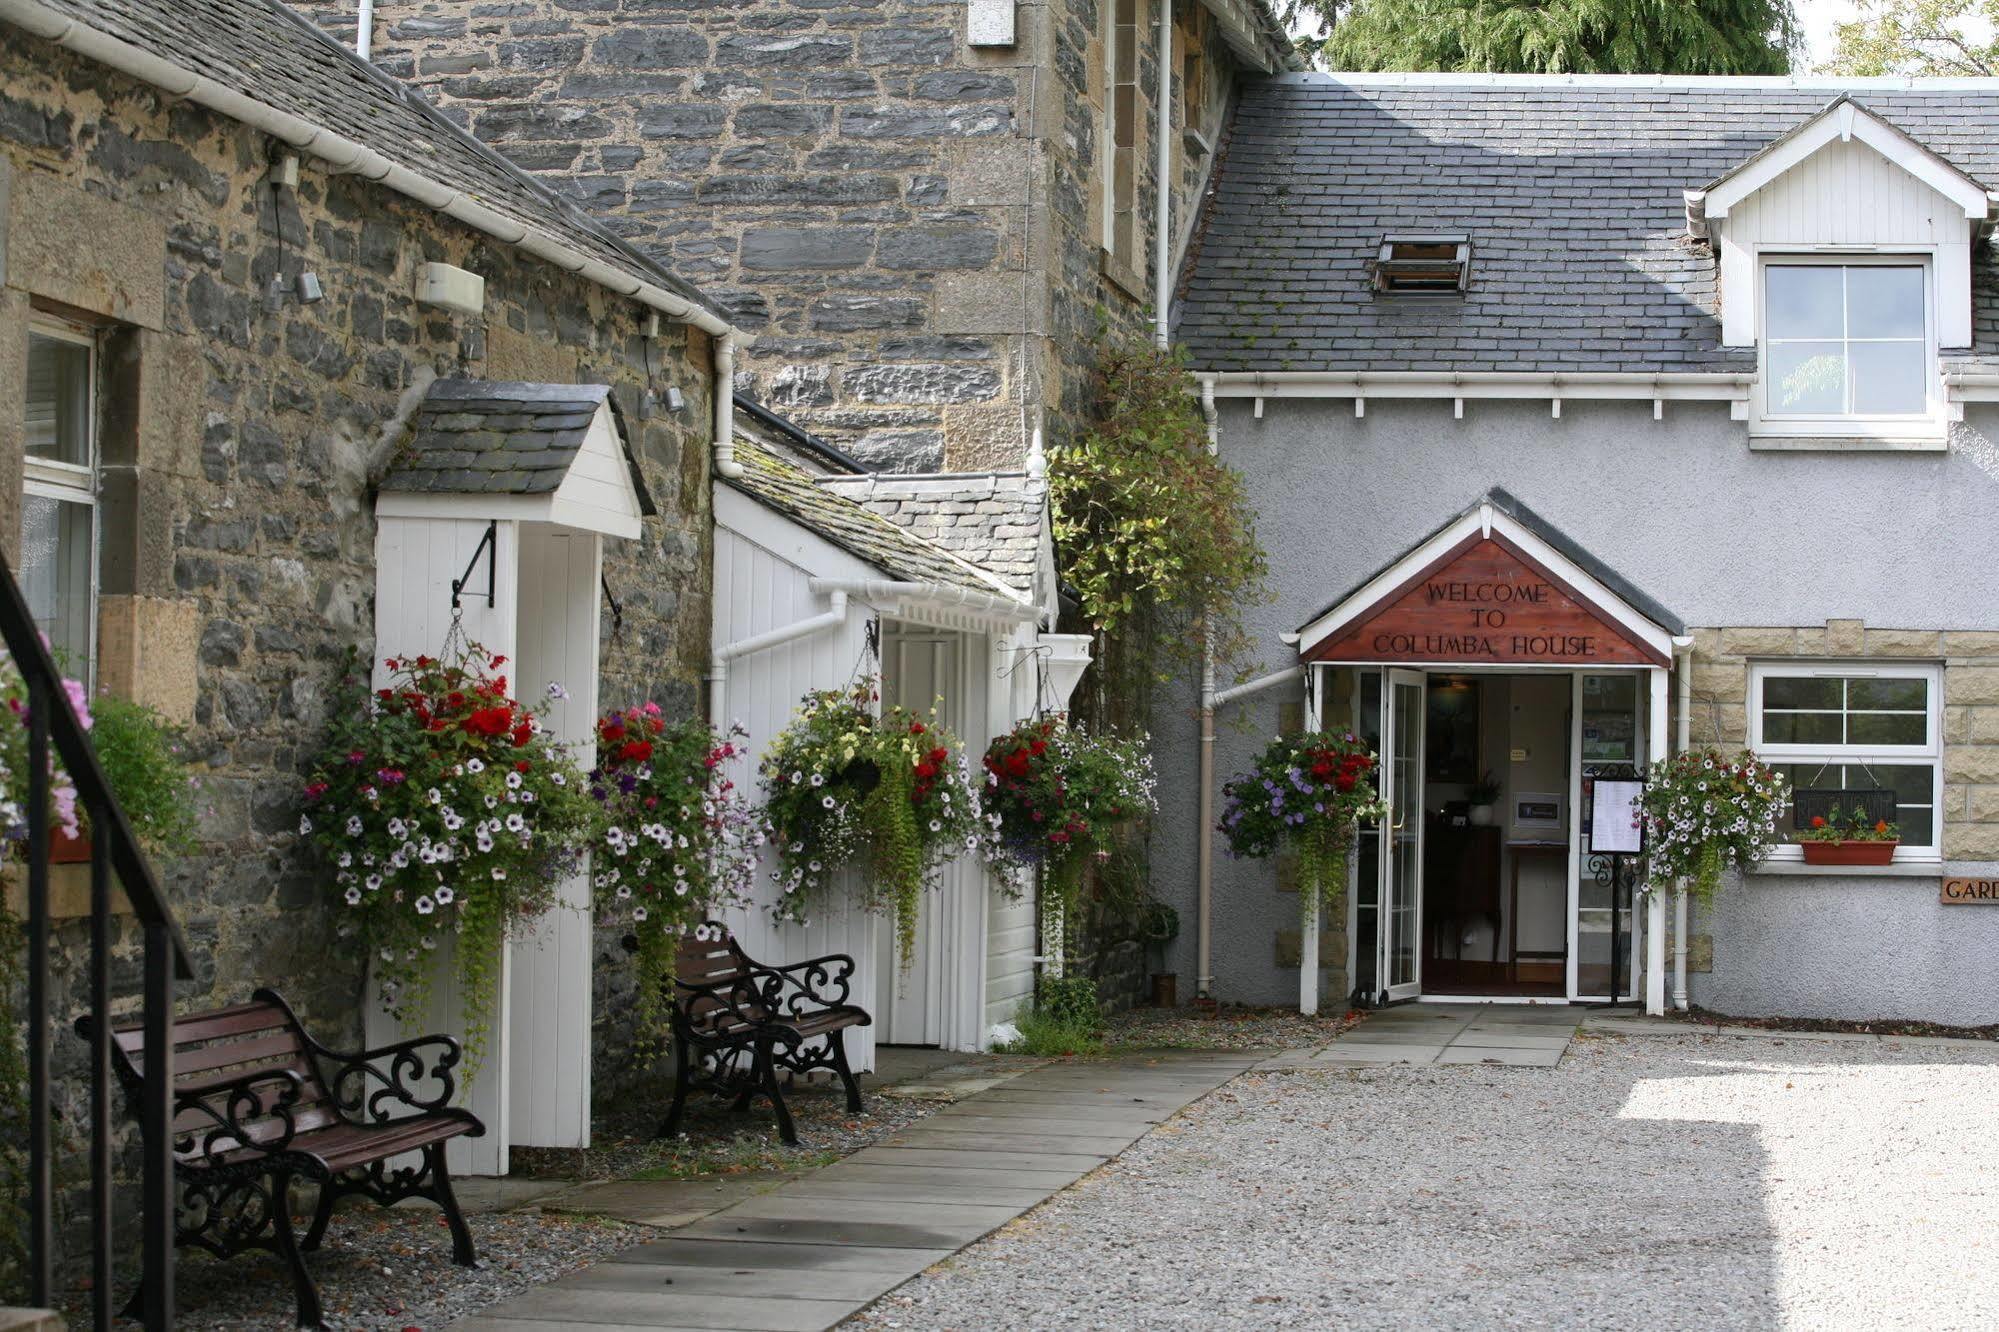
left=1797, top=805, right=1900, bottom=867
left=1467, top=770, right=1501, bottom=826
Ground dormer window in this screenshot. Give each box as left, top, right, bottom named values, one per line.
left=1375, top=236, right=1470, bottom=295
left=1759, top=257, right=1937, bottom=438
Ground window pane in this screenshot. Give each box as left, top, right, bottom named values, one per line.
left=1766, top=266, right=1845, bottom=338
left=1847, top=266, right=1925, bottom=339
left=1846, top=712, right=1927, bottom=745
left=1848, top=677, right=1927, bottom=711
left=1764, top=676, right=1841, bottom=710
left=1764, top=711, right=1843, bottom=744
left=26, top=334, right=91, bottom=467
left=1768, top=343, right=1846, bottom=414
left=1849, top=340, right=1927, bottom=415
left=21, top=493, right=93, bottom=670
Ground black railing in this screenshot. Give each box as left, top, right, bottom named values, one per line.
left=0, top=547, right=189, bottom=1329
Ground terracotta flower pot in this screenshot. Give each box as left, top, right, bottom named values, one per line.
left=1800, top=839, right=1898, bottom=867
left=49, top=830, right=92, bottom=865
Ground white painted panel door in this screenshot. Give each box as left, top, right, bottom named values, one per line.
left=507, top=525, right=601, bottom=1149
left=1381, top=669, right=1426, bottom=1003
left=879, top=628, right=955, bottom=1040
left=367, top=515, right=520, bottom=1177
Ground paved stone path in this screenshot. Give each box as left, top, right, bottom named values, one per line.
left=451, top=1050, right=1259, bottom=1332
left=1262, top=1000, right=1578, bottom=1069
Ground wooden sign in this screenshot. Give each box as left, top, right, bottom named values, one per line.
left=1942, top=877, right=1999, bottom=905
left=1308, top=535, right=1666, bottom=667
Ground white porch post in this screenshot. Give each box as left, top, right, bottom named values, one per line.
left=1645, top=666, right=1669, bottom=1015
left=1300, top=668, right=1321, bottom=1016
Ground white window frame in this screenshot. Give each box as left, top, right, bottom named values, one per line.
left=1751, top=250, right=1944, bottom=445
left=24, top=316, right=101, bottom=682
left=1748, top=659, right=1943, bottom=865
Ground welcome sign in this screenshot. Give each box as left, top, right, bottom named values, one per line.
left=1307, top=536, right=1664, bottom=666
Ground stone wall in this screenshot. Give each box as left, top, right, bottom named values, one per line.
left=0, top=25, right=717, bottom=1220
left=326, top=0, right=1258, bottom=470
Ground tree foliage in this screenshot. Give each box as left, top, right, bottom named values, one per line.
left=1825, top=0, right=1999, bottom=75
left=1292, top=0, right=1798, bottom=73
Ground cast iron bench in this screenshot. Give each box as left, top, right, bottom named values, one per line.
left=663, top=923, right=871, bottom=1144
left=79, top=986, right=484, bottom=1328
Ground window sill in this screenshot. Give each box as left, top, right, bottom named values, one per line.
left=1747, top=435, right=1947, bottom=453
left=1748, top=858, right=1941, bottom=878
left=1099, top=249, right=1145, bottom=303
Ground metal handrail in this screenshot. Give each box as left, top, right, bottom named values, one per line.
left=0, top=544, right=186, bottom=1329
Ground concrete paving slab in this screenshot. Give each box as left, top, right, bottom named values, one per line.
left=1452, top=1030, right=1576, bottom=1049
left=845, top=1146, right=1110, bottom=1172
left=674, top=1213, right=990, bottom=1250
left=451, top=1319, right=722, bottom=1332
left=720, top=1195, right=1023, bottom=1229
left=479, top=1287, right=857, bottom=1331
left=778, top=1178, right=1053, bottom=1209
left=885, top=1128, right=1137, bottom=1155
left=450, top=1176, right=582, bottom=1215
left=900, top=1113, right=1154, bottom=1138
left=807, top=1161, right=1086, bottom=1190
left=555, top=1263, right=900, bottom=1302
left=545, top=1177, right=797, bottom=1228
left=1435, top=1047, right=1563, bottom=1067
left=928, top=1098, right=1168, bottom=1123
left=1308, top=1045, right=1443, bottom=1064
left=612, top=1237, right=951, bottom=1274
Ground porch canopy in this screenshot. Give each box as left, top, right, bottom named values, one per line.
left=1292, top=488, right=1684, bottom=668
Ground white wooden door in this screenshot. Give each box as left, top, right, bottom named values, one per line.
left=506, top=525, right=600, bottom=1148
left=877, top=626, right=964, bottom=1045
left=1381, top=669, right=1427, bottom=1002
left=367, top=515, right=519, bottom=1177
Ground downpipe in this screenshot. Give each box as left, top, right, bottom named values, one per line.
left=1153, top=0, right=1173, bottom=349
left=1673, top=638, right=1693, bottom=1011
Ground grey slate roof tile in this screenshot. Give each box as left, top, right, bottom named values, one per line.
left=383, top=380, right=656, bottom=513
left=724, top=431, right=1030, bottom=605
left=1178, top=76, right=1999, bottom=374
left=20, top=0, right=728, bottom=329
left=817, top=473, right=1049, bottom=603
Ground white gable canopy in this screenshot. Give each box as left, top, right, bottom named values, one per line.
left=1686, top=97, right=1996, bottom=350
left=376, top=380, right=653, bottom=538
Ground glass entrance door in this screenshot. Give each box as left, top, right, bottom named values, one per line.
left=1380, top=669, right=1426, bottom=1001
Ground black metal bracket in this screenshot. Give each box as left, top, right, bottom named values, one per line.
left=450, top=520, right=498, bottom=611
left=602, top=570, right=623, bottom=638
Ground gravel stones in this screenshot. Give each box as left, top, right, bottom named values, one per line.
left=853, top=1031, right=1999, bottom=1330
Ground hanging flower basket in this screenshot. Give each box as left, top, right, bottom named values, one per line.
left=1636, top=747, right=1789, bottom=902
left=300, top=646, right=598, bottom=1065
left=587, top=705, right=762, bottom=1058
left=1218, top=732, right=1385, bottom=935
left=980, top=716, right=1158, bottom=933
left=760, top=681, right=996, bottom=969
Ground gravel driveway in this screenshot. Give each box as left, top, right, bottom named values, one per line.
left=853, top=1030, right=1999, bottom=1330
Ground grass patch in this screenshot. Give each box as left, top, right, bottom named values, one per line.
left=994, top=1007, right=1106, bottom=1058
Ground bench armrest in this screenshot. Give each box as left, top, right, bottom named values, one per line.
left=177, top=1067, right=307, bottom=1160
left=310, top=1033, right=466, bottom=1121
left=753, top=951, right=858, bottom=1015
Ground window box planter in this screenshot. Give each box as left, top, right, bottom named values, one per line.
left=1800, top=838, right=1899, bottom=867
left=49, top=831, right=92, bottom=865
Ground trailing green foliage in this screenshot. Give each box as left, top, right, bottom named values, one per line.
left=760, top=683, right=996, bottom=969
left=87, top=694, right=200, bottom=857
left=1825, top=0, right=1999, bottom=75
left=1050, top=337, right=1270, bottom=690
left=587, top=708, right=761, bottom=1060
left=1301, top=0, right=1797, bottom=73
left=301, top=646, right=599, bottom=1066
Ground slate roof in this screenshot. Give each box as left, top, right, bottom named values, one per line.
left=725, top=429, right=1031, bottom=606
left=16, top=0, right=729, bottom=328
left=1177, top=75, right=1999, bottom=374
left=1299, top=486, right=1686, bottom=637
left=383, top=380, right=652, bottom=512
left=817, top=472, right=1049, bottom=603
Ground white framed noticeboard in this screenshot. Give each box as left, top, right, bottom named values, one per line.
left=1590, top=779, right=1646, bottom=855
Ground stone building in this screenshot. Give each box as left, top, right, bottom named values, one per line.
left=1161, top=75, right=1999, bottom=1027
left=0, top=0, right=738, bottom=1119
left=312, top=0, right=1295, bottom=471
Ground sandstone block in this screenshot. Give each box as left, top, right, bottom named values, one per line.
left=9, top=171, right=166, bottom=328
left=1864, top=628, right=1942, bottom=657
left=1947, top=667, right=1999, bottom=706
left=845, top=362, right=1002, bottom=405
left=1944, top=631, right=1999, bottom=659
left=1825, top=617, right=1864, bottom=654
left=1717, top=627, right=1797, bottom=656
left=1944, top=744, right=1999, bottom=784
